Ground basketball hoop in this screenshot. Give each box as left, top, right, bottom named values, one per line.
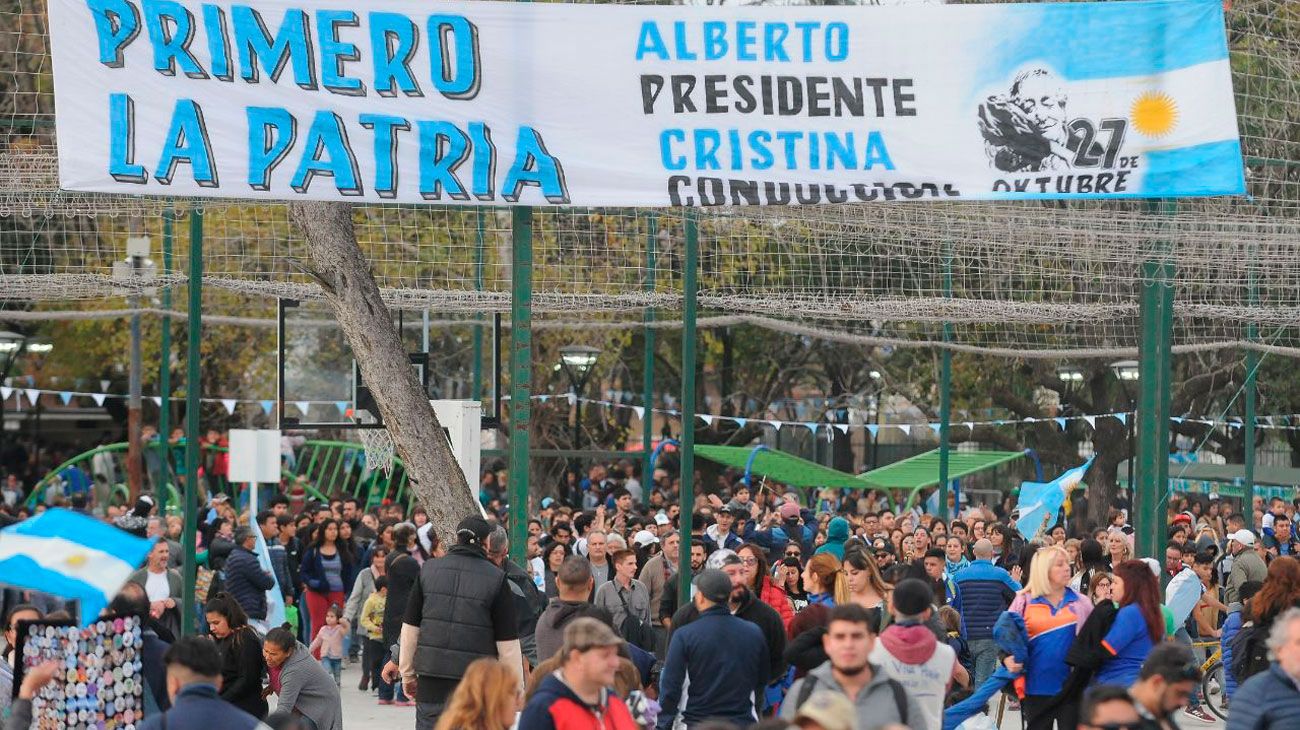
left=353, top=409, right=396, bottom=477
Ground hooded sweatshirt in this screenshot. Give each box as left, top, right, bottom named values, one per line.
left=869, top=622, right=957, bottom=730
left=814, top=517, right=851, bottom=561
left=534, top=599, right=615, bottom=663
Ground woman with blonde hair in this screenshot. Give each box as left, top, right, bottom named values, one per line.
left=1007, top=545, right=1094, bottom=730
left=1105, top=531, right=1131, bottom=570
left=842, top=545, right=890, bottom=613
left=802, top=553, right=850, bottom=608
left=434, top=658, right=522, bottom=730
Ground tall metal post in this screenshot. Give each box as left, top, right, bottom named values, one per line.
left=1244, top=250, right=1258, bottom=516
left=181, top=208, right=203, bottom=635
left=472, top=208, right=486, bottom=401
left=1134, top=200, right=1176, bottom=560
left=677, top=212, right=699, bottom=607
left=127, top=250, right=143, bottom=501
left=508, top=207, right=532, bottom=565
left=158, top=207, right=174, bottom=512
left=937, top=241, right=953, bottom=521
left=642, top=213, right=658, bottom=491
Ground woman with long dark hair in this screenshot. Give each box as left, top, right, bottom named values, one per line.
left=205, top=592, right=268, bottom=719
left=1094, top=559, right=1166, bottom=686
left=842, top=546, right=890, bottom=615
left=541, top=541, right=569, bottom=598
left=299, top=518, right=357, bottom=645
left=1070, top=538, right=1109, bottom=594
left=737, top=542, right=793, bottom=628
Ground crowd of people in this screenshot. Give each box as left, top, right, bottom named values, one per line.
left=1, top=451, right=1300, bottom=730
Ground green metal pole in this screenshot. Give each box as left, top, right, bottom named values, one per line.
left=157, top=207, right=174, bottom=513
left=937, top=241, right=953, bottom=521
left=677, top=212, right=699, bottom=608
left=642, top=213, right=658, bottom=491
left=472, top=207, right=486, bottom=402
left=1244, top=250, right=1258, bottom=517
left=181, top=208, right=203, bottom=635
left=1134, top=201, right=1176, bottom=560
left=507, top=207, right=532, bottom=566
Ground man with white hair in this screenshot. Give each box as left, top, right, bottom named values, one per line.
left=1227, top=607, right=1300, bottom=729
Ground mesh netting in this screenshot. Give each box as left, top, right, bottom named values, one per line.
left=0, top=0, right=1297, bottom=359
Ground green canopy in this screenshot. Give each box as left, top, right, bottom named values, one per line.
left=694, top=445, right=866, bottom=489
left=857, top=449, right=1028, bottom=491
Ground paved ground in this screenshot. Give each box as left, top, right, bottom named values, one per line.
left=326, top=657, right=1229, bottom=729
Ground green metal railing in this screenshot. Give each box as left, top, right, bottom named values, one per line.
left=27, top=440, right=409, bottom=513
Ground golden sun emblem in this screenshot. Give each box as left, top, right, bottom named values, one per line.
left=64, top=553, right=88, bottom=568
left=1131, top=91, right=1180, bottom=138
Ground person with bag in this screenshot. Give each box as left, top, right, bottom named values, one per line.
left=782, top=603, right=922, bottom=729
left=1229, top=556, right=1300, bottom=685
left=594, top=549, right=653, bottom=652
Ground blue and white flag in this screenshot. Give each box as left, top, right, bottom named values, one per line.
left=0, top=509, right=155, bottom=626
left=251, top=517, right=286, bottom=631
left=1015, top=457, right=1095, bottom=540
left=1165, top=567, right=1204, bottom=626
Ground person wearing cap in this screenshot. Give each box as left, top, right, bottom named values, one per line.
left=651, top=512, right=673, bottom=538
left=782, top=604, right=922, bottom=729
left=400, top=515, right=522, bottom=730
left=594, top=549, right=652, bottom=651
left=222, top=524, right=276, bottom=627
left=1126, top=642, right=1202, bottom=730
left=1226, top=528, right=1266, bottom=605
left=519, top=617, right=639, bottom=730
left=703, top=504, right=744, bottom=554
left=656, top=569, right=770, bottom=730
left=868, top=578, right=960, bottom=730
left=792, top=690, right=855, bottom=730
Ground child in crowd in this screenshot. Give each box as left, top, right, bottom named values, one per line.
left=359, top=576, right=389, bottom=701
left=309, top=604, right=348, bottom=686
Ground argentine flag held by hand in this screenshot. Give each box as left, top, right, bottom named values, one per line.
left=1015, top=458, right=1095, bottom=540
left=0, top=509, right=154, bottom=626
left=251, top=517, right=286, bottom=631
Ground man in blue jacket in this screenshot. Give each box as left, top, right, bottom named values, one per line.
left=1228, top=607, right=1300, bottom=730
left=950, top=538, right=1020, bottom=688
left=139, top=637, right=264, bottom=730
left=656, top=569, right=768, bottom=730
left=223, top=526, right=276, bottom=625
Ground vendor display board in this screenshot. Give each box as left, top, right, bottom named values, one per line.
left=13, top=616, right=146, bottom=730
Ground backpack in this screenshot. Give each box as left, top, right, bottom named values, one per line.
left=794, top=672, right=909, bottom=725
left=1230, top=619, right=1272, bottom=682
left=615, top=586, right=655, bottom=651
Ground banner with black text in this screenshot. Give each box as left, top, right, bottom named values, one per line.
left=49, top=0, right=1244, bottom=206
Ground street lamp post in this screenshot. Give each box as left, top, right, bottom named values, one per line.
left=1111, top=360, right=1140, bottom=491
left=557, top=345, right=601, bottom=458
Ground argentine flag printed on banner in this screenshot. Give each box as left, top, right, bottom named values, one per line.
left=0, top=509, right=155, bottom=626
left=970, top=0, right=1243, bottom=199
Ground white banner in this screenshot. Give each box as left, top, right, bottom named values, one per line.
left=48, top=0, right=1244, bottom=206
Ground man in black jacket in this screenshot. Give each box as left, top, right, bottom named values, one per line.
left=485, top=524, right=547, bottom=665
left=400, top=515, right=520, bottom=730
left=669, top=551, right=786, bottom=685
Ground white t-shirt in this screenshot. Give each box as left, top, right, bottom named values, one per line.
left=870, top=639, right=955, bottom=730
left=144, top=570, right=170, bottom=604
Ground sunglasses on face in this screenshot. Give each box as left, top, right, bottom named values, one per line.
left=785, top=551, right=801, bottom=558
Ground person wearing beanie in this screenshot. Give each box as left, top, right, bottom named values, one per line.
left=399, top=514, right=523, bottom=730
left=868, top=578, right=964, bottom=730
left=656, top=569, right=769, bottom=730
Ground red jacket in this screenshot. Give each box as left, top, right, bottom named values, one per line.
left=758, top=575, right=795, bottom=629
left=520, top=674, right=640, bottom=730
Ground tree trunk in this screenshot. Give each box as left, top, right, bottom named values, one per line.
left=288, top=201, right=478, bottom=541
